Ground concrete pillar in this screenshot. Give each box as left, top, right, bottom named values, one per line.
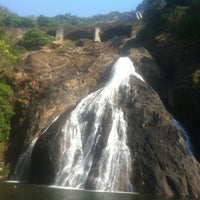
left=56, top=29, right=64, bottom=41
left=94, top=27, right=101, bottom=42
left=17, top=28, right=24, bottom=39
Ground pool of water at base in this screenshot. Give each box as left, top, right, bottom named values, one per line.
left=0, top=182, right=198, bottom=200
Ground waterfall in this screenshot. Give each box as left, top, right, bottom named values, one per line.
left=135, top=11, right=142, bottom=20
left=54, top=57, right=143, bottom=191
left=13, top=137, right=38, bottom=182
left=172, top=118, right=194, bottom=157
left=12, top=56, right=197, bottom=194
left=13, top=116, right=59, bottom=182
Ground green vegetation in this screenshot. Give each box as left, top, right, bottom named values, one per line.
left=0, top=31, right=17, bottom=142
left=138, top=0, right=200, bottom=40
left=0, top=6, right=36, bottom=28
left=0, top=6, right=125, bottom=28
left=0, top=40, right=18, bottom=65
left=0, top=83, right=14, bottom=142
left=20, top=28, right=54, bottom=50
left=0, top=142, right=9, bottom=178
left=0, top=28, right=22, bottom=65
left=0, top=6, right=86, bottom=27
left=192, top=69, right=200, bottom=89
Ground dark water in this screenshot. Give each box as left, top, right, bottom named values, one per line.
left=0, top=182, right=196, bottom=200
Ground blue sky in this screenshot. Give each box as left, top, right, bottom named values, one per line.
left=0, top=0, right=142, bottom=17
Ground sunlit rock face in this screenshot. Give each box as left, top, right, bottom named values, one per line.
left=6, top=42, right=118, bottom=173
left=30, top=57, right=141, bottom=191
left=6, top=42, right=200, bottom=197
left=26, top=57, right=200, bottom=196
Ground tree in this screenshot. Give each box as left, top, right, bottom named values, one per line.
left=21, top=28, right=54, bottom=50
left=0, top=83, right=14, bottom=142
left=20, top=16, right=36, bottom=28
left=37, top=15, right=51, bottom=27
left=0, top=39, right=18, bottom=66
left=4, top=13, right=21, bottom=27
left=177, top=0, right=200, bottom=39
left=0, top=32, right=18, bottom=142
left=0, top=6, right=10, bottom=26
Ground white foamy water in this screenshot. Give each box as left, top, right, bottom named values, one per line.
left=13, top=137, right=38, bottom=181
left=54, top=57, right=143, bottom=192
left=12, top=57, right=196, bottom=194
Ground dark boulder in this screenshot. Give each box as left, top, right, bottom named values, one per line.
left=126, top=77, right=200, bottom=196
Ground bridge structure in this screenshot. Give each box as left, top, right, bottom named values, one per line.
left=41, top=23, right=134, bottom=43
left=4, top=11, right=143, bottom=43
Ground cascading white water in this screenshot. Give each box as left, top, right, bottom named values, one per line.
left=54, top=57, right=143, bottom=191
left=13, top=116, right=59, bottom=181
left=13, top=137, right=38, bottom=181
left=12, top=56, right=197, bottom=193
left=172, top=118, right=194, bottom=157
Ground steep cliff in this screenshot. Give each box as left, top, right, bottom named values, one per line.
left=6, top=42, right=118, bottom=172
left=153, top=35, right=200, bottom=162
left=131, top=0, right=200, bottom=161
left=5, top=42, right=200, bottom=196
left=29, top=70, right=200, bottom=196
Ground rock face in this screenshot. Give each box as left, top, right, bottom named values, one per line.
left=29, top=71, right=200, bottom=196
left=152, top=35, right=200, bottom=162
left=126, top=78, right=200, bottom=196
left=6, top=43, right=200, bottom=197
left=128, top=47, right=161, bottom=89
left=6, top=42, right=118, bottom=172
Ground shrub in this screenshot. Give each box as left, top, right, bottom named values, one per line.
left=21, top=28, right=54, bottom=50
left=192, top=69, right=200, bottom=89
left=0, top=83, right=14, bottom=142
left=0, top=40, right=18, bottom=66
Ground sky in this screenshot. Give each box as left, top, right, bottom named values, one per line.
left=0, top=0, right=142, bottom=17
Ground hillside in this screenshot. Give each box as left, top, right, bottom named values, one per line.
left=0, top=0, right=200, bottom=186
left=0, top=6, right=138, bottom=28
left=132, top=0, right=200, bottom=161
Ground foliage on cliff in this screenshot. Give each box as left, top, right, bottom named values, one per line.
left=0, top=32, right=17, bottom=142
left=0, top=83, right=14, bottom=142
left=20, top=28, right=54, bottom=50
left=0, top=5, right=133, bottom=28
left=137, top=0, right=200, bottom=42
left=136, top=0, right=200, bottom=161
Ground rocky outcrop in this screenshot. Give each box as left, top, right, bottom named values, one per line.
left=128, top=47, right=161, bottom=89
left=126, top=31, right=200, bottom=162
left=152, top=35, right=200, bottom=162
left=5, top=42, right=200, bottom=196
left=6, top=42, right=118, bottom=172
left=29, top=69, right=200, bottom=196
left=126, top=78, right=200, bottom=196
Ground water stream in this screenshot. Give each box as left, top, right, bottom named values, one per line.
left=54, top=57, right=143, bottom=191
